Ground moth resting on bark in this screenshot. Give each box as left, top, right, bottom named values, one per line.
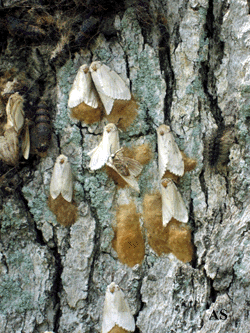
left=102, top=282, right=135, bottom=333
left=157, top=124, right=184, bottom=179
left=0, top=93, right=25, bottom=165
left=161, top=178, right=188, bottom=226
left=50, top=154, right=73, bottom=202
left=90, top=61, right=131, bottom=115
left=88, top=123, right=120, bottom=171
left=106, top=148, right=143, bottom=192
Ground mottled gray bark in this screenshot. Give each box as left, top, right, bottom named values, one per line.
left=0, top=0, right=250, bottom=332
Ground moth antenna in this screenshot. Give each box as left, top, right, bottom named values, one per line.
left=102, top=275, right=110, bottom=287
left=117, top=272, right=127, bottom=286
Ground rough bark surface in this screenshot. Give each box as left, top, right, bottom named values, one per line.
left=0, top=0, right=249, bottom=332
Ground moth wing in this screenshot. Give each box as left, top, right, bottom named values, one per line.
left=91, top=63, right=131, bottom=100
left=0, top=128, right=19, bottom=165
left=61, top=160, right=73, bottom=202
left=95, top=90, right=114, bottom=115
left=88, top=141, right=110, bottom=171
left=114, top=149, right=143, bottom=177
left=123, top=157, right=143, bottom=177
left=6, top=93, right=24, bottom=133
left=159, top=133, right=184, bottom=178
left=97, top=63, right=131, bottom=100
left=161, top=181, right=175, bottom=226
left=102, top=293, right=116, bottom=333
left=113, top=289, right=135, bottom=331
left=14, top=100, right=24, bottom=133
left=88, top=126, right=120, bottom=170
left=171, top=183, right=188, bottom=223
left=0, top=136, right=10, bottom=164
left=161, top=181, right=188, bottom=226
left=107, top=157, right=140, bottom=192
left=50, top=160, right=63, bottom=200
left=102, top=288, right=135, bottom=333
left=68, top=66, right=99, bottom=109
left=22, top=124, right=30, bottom=160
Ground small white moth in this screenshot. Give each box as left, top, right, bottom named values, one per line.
left=68, top=64, right=99, bottom=109
left=50, top=154, right=73, bottom=202
left=106, top=148, right=142, bottom=192
left=88, top=123, right=120, bottom=171
left=102, top=282, right=135, bottom=333
left=161, top=178, right=188, bottom=226
left=157, top=124, right=184, bottom=178
left=89, top=61, right=131, bottom=115
left=5, top=92, right=24, bottom=133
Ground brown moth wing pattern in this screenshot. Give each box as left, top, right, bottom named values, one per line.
left=112, top=148, right=143, bottom=178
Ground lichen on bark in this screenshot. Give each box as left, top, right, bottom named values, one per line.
left=0, top=0, right=250, bottom=332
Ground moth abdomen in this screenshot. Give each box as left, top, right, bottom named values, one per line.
left=113, top=156, right=130, bottom=176
left=32, top=102, right=51, bottom=154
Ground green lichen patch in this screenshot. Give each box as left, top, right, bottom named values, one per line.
left=1, top=201, right=28, bottom=233
left=84, top=171, right=116, bottom=226
left=22, top=185, right=57, bottom=226
left=0, top=276, right=33, bottom=314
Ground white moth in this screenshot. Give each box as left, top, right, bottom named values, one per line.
left=161, top=178, right=188, bottom=226
left=157, top=124, right=184, bottom=178
left=89, top=61, right=131, bottom=115
left=106, top=148, right=142, bottom=192
left=5, top=92, right=24, bottom=133
left=88, top=123, right=120, bottom=171
left=50, top=154, right=73, bottom=202
left=102, top=282, right=135, bottom=333
left=68, top=64, right=99, bottom=109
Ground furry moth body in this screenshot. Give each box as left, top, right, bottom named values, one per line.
left=68, top=64, right=99, bottom=109
left=90, top=61, right=131, bottom=115
left=50, top=154, right=73, bottom=202
left=161, top=178, right=188, bottom=226
left=102, top=282, right=135, bottom=333
left=106, top=148, right=142, bottom=192
left=88, top=123, right=120, bottom=171
left=157, top=124, right=184, bottom=178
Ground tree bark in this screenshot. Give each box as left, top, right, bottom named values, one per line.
left=0, top=0, right=250, bottom=332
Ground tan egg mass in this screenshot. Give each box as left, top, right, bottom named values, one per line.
left=143, top=192, right=193, bottom=262
left=112, top=202, right=145, bottom=267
